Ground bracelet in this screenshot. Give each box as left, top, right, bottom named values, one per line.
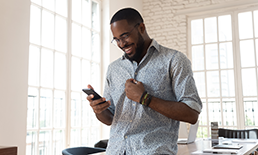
left=139, top=91, right=147, bottom=103
left=142, top=93, right=149, bottom=106
left=145, top=94, right=152, bottom=107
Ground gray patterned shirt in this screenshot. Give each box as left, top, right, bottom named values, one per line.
left=103, top=39, right=202, bottom=155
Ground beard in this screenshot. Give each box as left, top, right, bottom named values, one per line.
left=124, top=32, right=145, bottom=62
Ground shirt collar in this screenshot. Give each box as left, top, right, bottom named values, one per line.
left=121, top=39, right=159, bottom=60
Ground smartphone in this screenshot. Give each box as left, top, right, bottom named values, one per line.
left=82, top=88, right=105, bottom=104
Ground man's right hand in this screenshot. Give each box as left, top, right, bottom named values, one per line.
left=86, top=85, right=111, bottom=114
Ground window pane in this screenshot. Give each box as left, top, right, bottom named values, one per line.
left=240, top=40, right=255, bottom=67
left=82, top=97, right=93, bottom=127
left=53, top=130, right=65, bottom=155
left=197, top=127, right=208, bottom=138
left=192, top=45, right=204, bottom=71
left=30, top=5, right=41, bottom=45
left=82, top=60, right=91, bottom=88
left=91, top=32, right=100, bottom=62
left=55, top=15, right=67, bottom=53
left=54, top=90, right=65, bottom=128
left=256, top=39, right=258, bottom=65
left=206, top=44, right=219, bottom=70
left=26, top=131, right=37, bottom=155
left=54, top=52, right=66, bottom=89
left=42, top=0, right=54, bottom=11
left=220, top=42, right=233, bottom=69
left=199, top=99, right=207, bottom=125
left=70, top=129, right=80, bottom=147
left=28, top=45, right=40, bottom=86
left=40, top=89, right=52, bottom=128
left=82, top=0, right=91, bottom=27
left=244, top=98, right=258, bottom=126
left=27, top=87, right=38, bottom=129
left=72, top=23, right=82, bottom=57
left=56, top=0, right=67, bottom=17
left=242, top=68, right=257, bottom=96
left=41, top=48, right=53, bottom=88
left=31, top=0, right=41, bottom=5
left=193, top=72, right=206, bottom=97
left=207, top=71, right=220, bottom=97
left=254, top=11, right=258, bottom=38
left=42, top=10, right=54, bottom=48
left=39, top=131, right=51, bottom=155
left=92, top=1, right=99, bottom=30
left=208, top=99, right=222, bottom=125
left=221, top=70, right=235, bottom=97
left=222, top=98, right=236, bottom=126
left=71, top=92, right=81, bottom=127
left=71, top=57, right=81, bottom=91
left=205, top=17, right=217, bottom=43
left=72, top=0, right=81, bottom=23
left=82, top=128, right=88, bottom=146
left=91, top=63, right=101, bottom=93
left=238, top=12, right=253, bottom=39
left=82, top=27, right=91, bottom=58
left=218, top=15, right=232, bottom=41
left=191, top=19, right=203, bottom=44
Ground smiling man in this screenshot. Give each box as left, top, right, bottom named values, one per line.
left=87, top=8, right=202, bottom=155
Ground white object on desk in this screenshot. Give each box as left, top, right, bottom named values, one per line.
left=177, top=121, right=199, bottom=144
left=203, top=148, right=239, bottom=154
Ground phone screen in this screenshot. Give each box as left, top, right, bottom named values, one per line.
left=82, top=88, right=105, bottom=104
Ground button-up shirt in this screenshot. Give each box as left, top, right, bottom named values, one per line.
left=103, top=39, right=202, bottom=155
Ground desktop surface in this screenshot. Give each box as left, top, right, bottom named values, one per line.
left=177, top=138, right=258, bottom=155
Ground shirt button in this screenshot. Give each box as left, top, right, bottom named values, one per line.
left=135, top=72, right=137, bottom=75
left=133, top=104, right=136, bottom=106
left=130, top=120, right=132, bottom=122
left=125, top=136, right=128, bottom=139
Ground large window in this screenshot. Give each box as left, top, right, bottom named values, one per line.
left=189, top=7, right=258, bottom=138
left=27, top=0, right=102, bottom=155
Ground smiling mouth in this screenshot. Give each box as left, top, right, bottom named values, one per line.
left=122, top=44, right=133, bottom=55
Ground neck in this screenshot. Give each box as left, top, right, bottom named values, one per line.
left=136, top=38, right=152, bottom=64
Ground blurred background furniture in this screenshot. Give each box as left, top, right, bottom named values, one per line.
left=0, top=146, right=17, bottom=155
left=62, top=147, right=105, bottom=155
left=218, top=128, right=258, bottom=139
left=94, top=139, right=108, bottom=149
left=218, top=128, right=258, bottom=155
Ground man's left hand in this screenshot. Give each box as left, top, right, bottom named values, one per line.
left=125, top=78, right=145, bottom=103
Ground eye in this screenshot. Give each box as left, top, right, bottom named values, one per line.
left=122, top=34, right=129, bottom=39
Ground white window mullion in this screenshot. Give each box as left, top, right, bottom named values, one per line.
left=232, top=10, right=245, bottom=129
left=66, top=0, right=72, bottom=148
left=252, top=11, right=258, bottom=104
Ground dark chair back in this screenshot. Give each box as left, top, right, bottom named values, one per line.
left=62, top=147, right=105, bottom=155
left=218, top=128, right=258, bottom=139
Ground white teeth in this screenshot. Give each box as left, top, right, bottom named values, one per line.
left=124, top=47, right=132, bottom=52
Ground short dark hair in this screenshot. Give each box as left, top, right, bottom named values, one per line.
left=110, top=8, right=143, bottom=25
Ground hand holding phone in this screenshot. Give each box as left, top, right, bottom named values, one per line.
left=82, top=88, right=106, bottom=104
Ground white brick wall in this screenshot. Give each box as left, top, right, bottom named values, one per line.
left=142, top=0, right=237, bottom=55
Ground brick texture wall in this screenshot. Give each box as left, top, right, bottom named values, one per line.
left=142, top=0, right=236, bottom=55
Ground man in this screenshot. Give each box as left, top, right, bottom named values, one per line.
left=87, top=8, right=202, bottom=155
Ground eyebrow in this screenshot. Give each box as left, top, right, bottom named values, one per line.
left=113, top=32, right=130, bottom=39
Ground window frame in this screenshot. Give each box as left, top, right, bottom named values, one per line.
left=187, top=5, right=258, bottom=138
left=27, top=0, right=103, bottom=154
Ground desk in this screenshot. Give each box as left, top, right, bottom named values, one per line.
left=177, top=138, right=258, bottom=155
left=0, top=146, right=17, bottom=155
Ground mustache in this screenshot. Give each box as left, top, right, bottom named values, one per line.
left=121, top=43, right=134, bottom=50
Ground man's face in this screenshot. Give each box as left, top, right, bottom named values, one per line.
left=111, top=20, right=145, bottom=62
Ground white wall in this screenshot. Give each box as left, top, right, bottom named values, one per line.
left=0, top=0, right=30, bottom=155
left=142, top=0, right=255, bottom=56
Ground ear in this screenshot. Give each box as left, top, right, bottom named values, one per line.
left=139, top=23, right=146, bottom=34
